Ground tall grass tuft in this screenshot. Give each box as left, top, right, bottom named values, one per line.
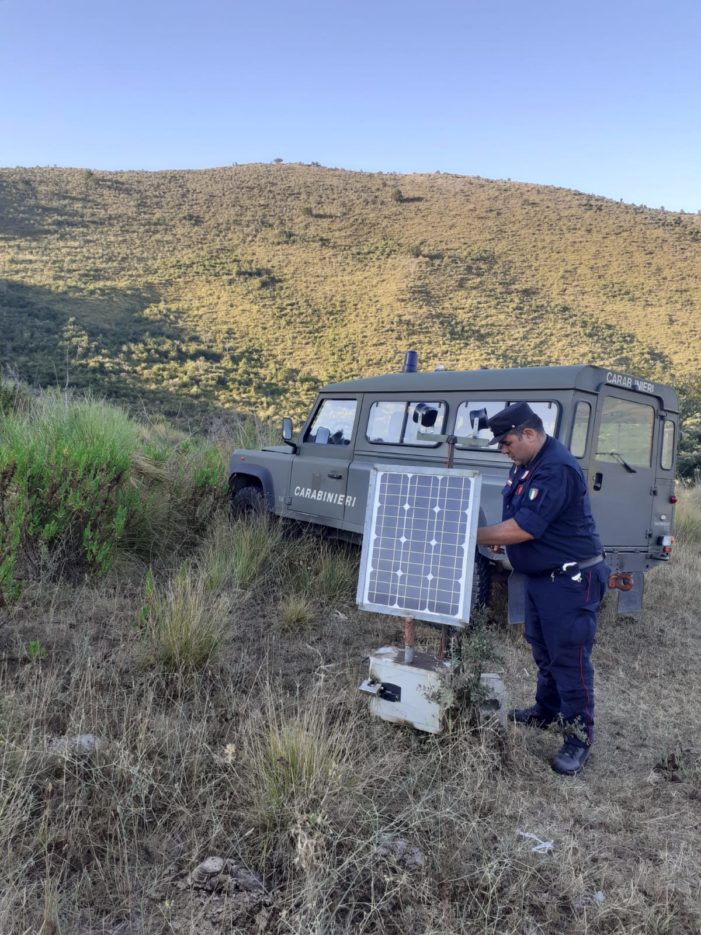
left=235, top=684, right=356, bottom=855
left=140, top=563, right=229, bottom=670
left=308, top=541, right=358, bottom=604
left=124, top=426, right=227, bottom=558
left=674, top=484, right=701, bottom=544
left=277, top=593, right=316, bottom=632
left=199, top=513, right=285, bottom=592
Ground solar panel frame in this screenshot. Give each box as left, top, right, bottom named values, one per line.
left=356, top=464, right=483, bottom=627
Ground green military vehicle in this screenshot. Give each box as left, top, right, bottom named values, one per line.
left=229, top=358, right=678, bottom=618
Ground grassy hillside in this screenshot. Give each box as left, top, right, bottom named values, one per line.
left=1, top=390, right=700, bottom=932
left=1, top=165, right=700, bottom=432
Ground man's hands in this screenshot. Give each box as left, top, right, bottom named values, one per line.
left=476, top=518, right=535, bottom=548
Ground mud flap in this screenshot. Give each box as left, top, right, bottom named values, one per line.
left=613, top=571, right=645, bottom=616
left=507, top=571, right=527, bottom=625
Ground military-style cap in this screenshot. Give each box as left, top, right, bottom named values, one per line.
left=487, top=402, right=536, bottom=443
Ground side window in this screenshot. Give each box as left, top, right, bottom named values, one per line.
left=455, top=401, right=507, bottom=446
left=521, top=401, right=559, bottom=437
left=570, top=401, right=591, bottom=458
left=661, top=420, right=675, bottom=470
left=304, top=399, right=357, bottom=445
left=595, top=397, right=654, bottom=467
left=455, top=399, right=559, bottom=448
left=366, top=400, right=447, bottom=446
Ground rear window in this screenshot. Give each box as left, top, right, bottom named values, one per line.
left=570, top=401, right=591, bottom=458
left=661, top=419, right=675, bottom=470
left=455, top=400, right=559, bottom=447
left=595, top=397, right=654, bottom=467
left=367, top=400, right=447, bottom=446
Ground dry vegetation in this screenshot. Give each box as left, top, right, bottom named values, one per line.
left=1, top=165, right=700, bottom=930
left=1, top=166, right=700, bottom=430
left=1, top=392, right=700, bottom=933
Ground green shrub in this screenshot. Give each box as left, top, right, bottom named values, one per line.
left=0, top=377, right=32, bottom=416
left=0, top=391, right=228, bottom=599
left=0, top=393, right=140, bottom=597
left=122, top=427, right=227, bottom=559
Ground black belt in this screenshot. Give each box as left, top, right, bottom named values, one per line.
left=550, top=554, right=604, bottom=582
left=571, top=554, right=604, bottom=571
left=529, top=554, right=605, bottom=579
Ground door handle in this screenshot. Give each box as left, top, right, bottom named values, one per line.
left=328, top=472, right=343, bottom=480
left=593, top=472, right=603, bottom=491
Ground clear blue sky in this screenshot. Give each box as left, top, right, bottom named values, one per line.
left=2, top=0, right=699, bottom=211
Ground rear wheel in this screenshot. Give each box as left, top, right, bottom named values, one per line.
left=230, top=483, right=266, bottom=519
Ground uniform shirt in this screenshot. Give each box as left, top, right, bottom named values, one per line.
left=503, top=436, right=603, bottom=576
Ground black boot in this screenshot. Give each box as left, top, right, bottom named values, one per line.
left=552, top=739, right=590, bottom=776
left=507, top=704, right=557, bottom=729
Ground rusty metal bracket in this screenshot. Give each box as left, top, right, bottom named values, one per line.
left=608, top=572, right=635, bottom=592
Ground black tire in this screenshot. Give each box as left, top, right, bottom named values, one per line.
left=230, top=483, right=266, bottom=519
left=471, top=551, right=492, bottom=610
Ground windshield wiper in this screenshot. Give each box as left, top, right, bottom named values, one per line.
left=596, top=452, right=637, bottom=473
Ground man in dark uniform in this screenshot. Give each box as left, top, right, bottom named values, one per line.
left=475, top=402, right=610, bottom=776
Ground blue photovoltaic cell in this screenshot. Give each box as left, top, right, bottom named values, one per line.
left=364, top=471, right=474, bottom=619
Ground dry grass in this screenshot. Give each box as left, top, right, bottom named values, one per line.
left=0, top=495, right=700, bottom=932
left=139, top=563, right=230, bottom=671
left=277, top=593, right=316, bottom=633
left=1, top=165, right=700, bottom=434
left=674, top=485, right=701, bottom=545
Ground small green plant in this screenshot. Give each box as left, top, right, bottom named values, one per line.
left=25, top=639, right=46, bottom=662
left=445, top=617, right=503, bottom=717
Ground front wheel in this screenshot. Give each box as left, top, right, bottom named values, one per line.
left=230, top=483, right=266, bottom=519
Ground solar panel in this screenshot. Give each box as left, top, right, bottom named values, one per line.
left=357, top=465, right=482, bottom=627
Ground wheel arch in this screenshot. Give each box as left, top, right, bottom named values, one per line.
left=228, top=466, right=276, bottom=512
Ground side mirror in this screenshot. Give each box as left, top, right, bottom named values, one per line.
left=281, top=418, right=297, bottom=451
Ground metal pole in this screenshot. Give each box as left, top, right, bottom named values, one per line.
left=446, top=435, right=457, bottom=469
left=438, top=625, right=448, bottom=660
left=403, top=617, right=415, bottom=664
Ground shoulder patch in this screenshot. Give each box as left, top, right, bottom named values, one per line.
left=528, top=487, right=539, bottom=500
